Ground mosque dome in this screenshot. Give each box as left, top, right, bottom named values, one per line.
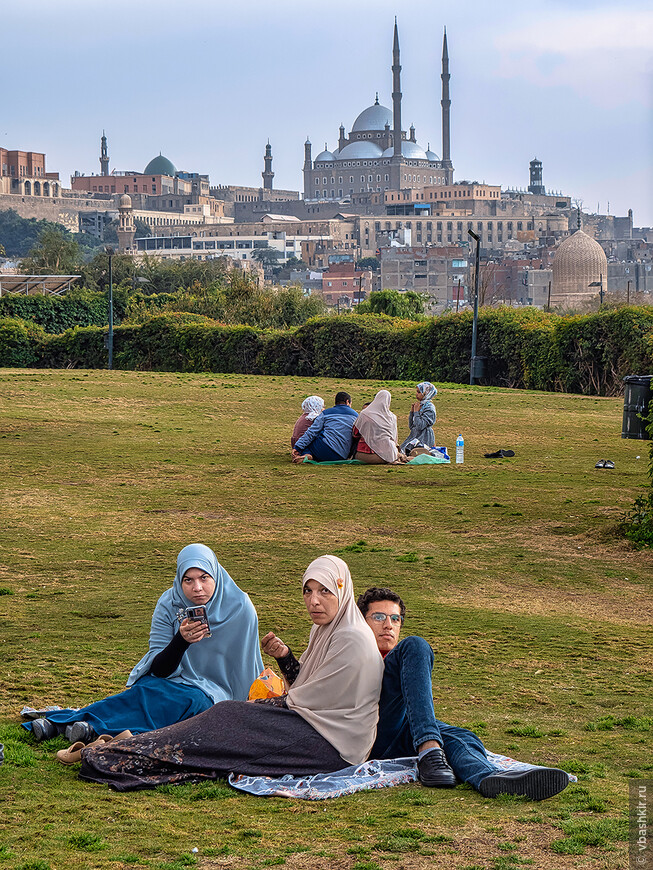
left=338, top=141, right=384, bottom=159
left=315, top=148, right=335, bottom=162
left=119, top=194, right=132, bottom=208
left=143, top=154, right=177, bottom=176
left=382, top=140, right=428, bottom=159
left=551, top=229, right=608, bottom=308
left=425, top=145, right=439, bottom=161
left=352, top=100, right=393, bottom=132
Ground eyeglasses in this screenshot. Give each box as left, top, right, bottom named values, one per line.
left=368, top=612, right=403, bottom=625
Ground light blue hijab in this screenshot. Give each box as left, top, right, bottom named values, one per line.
left=127, top=544, right=263, bottom=703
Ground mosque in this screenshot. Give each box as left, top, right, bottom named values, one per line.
left=303, top=21, right=454, bottom=201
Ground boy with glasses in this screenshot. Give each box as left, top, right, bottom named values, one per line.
left=357, top=587, right=568, bottom=800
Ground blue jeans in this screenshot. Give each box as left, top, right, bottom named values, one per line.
left=295, top=435, right=344, bottom=462
left=371, top=636, right=497, bottom=790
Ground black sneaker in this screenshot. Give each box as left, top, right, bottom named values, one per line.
left=417, top=747, right=457, bottom=787
left=479, top=767, right=569, bottom=801
left=65, top=721, right=96, bottom=745
left=32, top=718, right=57, bottom=742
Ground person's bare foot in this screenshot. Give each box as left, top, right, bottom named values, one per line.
left=292, top=453, right=311, bottom=463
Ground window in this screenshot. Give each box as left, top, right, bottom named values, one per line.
left=517, top=221, right=523, bottom=231
left=350, top=176, right=354, bottom=183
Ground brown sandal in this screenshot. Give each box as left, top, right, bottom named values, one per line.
left=56, top=741, right=86, bottom=765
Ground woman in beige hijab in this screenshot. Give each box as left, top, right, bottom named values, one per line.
left=353, top=389, right=406, bottom=464
left=79, top=556, right=383, bottom=791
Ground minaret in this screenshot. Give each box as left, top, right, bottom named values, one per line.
left=100, top=131, right=109, bottom=176
left=409, top=124, right=416, bottom=143
left=338, top=124, right=346, bottom=152
left=303, top=138, right=313, bottom=199
left=441, top=29, right=453, bottom=179
left=262, top=140, right=274, bottom=190
left=392, top=19, right=403, bottom=158
left=528, top=158, right=545, bottom=195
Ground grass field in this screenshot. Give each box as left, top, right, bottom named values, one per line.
left=0, top=368, right=651, bottom=870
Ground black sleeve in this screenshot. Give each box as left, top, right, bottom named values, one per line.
left=277, top=648, right=301, bottom=685
left=148, top=631, right=191, bottom=678
left=252, top=695, right=289, bottom=708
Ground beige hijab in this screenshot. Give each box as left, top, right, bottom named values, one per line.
left=355, top=390, right=399, bottom=463
left=286, top=555, right=384, bottom=765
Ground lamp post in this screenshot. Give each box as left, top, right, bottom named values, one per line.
left=105, top=246, right=114, bottom=370
left=589, top=273, right=604, bottom=308
left=467, top=229, right=481, bottom=385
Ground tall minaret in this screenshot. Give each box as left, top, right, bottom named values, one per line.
left=441, top=29, right=453, bottom=179
left=100, top=131, right=109, bottom=176
left=392, top=18, right=403, bottom=159
left=303, top=138, right=313, bottom=198
left=262, top=140, right=274, bottom=190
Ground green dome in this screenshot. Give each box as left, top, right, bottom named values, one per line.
left=143, top=154, right=177, bottom=176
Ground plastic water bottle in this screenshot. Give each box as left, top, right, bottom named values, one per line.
left=456, top=434, right=464, bottom=464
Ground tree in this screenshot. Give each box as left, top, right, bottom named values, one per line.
left=134, top=218, right=151, bottom=238
left=356, top=289, right=426, bottom=319
left=0, top=243, right=6, bottom=257
left=251, top=247, right=284, bottom=275
left=356, top=256, right=380, bottom=272
left=19, top=227, right=82, bottom=275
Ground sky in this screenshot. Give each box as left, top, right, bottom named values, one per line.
left=4, top=0, right=653, bottom=225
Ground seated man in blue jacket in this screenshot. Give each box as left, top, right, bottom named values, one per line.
left=292, top=391, right=358, bottom=463
left=358, top=587, right=569, bottom=801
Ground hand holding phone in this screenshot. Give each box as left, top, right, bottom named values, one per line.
left=179, top=606, right=211, bottom=642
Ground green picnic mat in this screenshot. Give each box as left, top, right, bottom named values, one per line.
left=301, top=459, right=364, bottom=465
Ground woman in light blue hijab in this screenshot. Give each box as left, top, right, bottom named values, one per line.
left=400, top=381, right=438, bottom=451
left=26, top=544, right=263, bottom=744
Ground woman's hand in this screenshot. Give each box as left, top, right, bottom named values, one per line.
left=411, top=401, right=421, bottom=413
left=179, top=617, right=209, bottom=644
left=261, top=631, right=290, bottom=659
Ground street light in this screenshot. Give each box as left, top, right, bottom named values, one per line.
left=467, top=228, right=481, bottom=385
left=589, top=272, right=604, bottom=307
left=105, top=246, right=114, bottom=370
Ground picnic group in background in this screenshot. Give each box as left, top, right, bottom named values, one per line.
left=290, top=382, right=438, bottom=465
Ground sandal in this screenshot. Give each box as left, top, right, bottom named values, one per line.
left=56, top=741, right=86, bottom=765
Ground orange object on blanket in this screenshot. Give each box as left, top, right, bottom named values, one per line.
left=248, top=667, right=285, bottom=700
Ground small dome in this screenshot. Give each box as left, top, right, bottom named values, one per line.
left=315, top=149, right=335, bottom=162
left=382, top=141, right=428, bottom=159
left=143, top=154, right=177, bottom=176
left=119, top=194, right=132, bottom=208
left=352, top=102, right=393, bottom=133
left=425, top=145, right=439, bottom=161
left=338, top=141, right=384, bottom=159
left=552, top=229, right=608, bottom=308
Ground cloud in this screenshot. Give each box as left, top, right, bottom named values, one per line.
left=494, top=7, right=653, bottom=106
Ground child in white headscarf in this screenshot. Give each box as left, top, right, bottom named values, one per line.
left=400, top=381, right=437, bottom=451
left=291, top=395, right=325, bottom=448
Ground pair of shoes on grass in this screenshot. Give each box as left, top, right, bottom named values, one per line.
left=595, top=459, right=615, bottom=469
left=56, top=730, right=133, bottom=765
left=484, top=449, right=515, bottom=459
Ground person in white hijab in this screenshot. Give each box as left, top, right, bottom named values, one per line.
left=291, top=395, right=325, bottom=448
left=79, top=555, right=384, bottom=791
left=353, top=390, right=406, bottom=464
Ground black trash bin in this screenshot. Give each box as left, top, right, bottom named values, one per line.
left=622, top=375, right=653, bottom=439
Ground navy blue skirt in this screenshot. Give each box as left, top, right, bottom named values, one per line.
left=23, top=675, right=213, bottom=737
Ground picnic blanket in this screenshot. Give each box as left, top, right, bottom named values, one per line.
left=228, top=751, right=577, bottom=800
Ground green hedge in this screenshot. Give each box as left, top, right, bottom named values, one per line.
left=0, top=290, right=128, bottom=333
left=3, top=306, right=653, bottom=396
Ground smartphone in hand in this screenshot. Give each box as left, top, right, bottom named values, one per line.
left=185, top=605, right=211, bottom=637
